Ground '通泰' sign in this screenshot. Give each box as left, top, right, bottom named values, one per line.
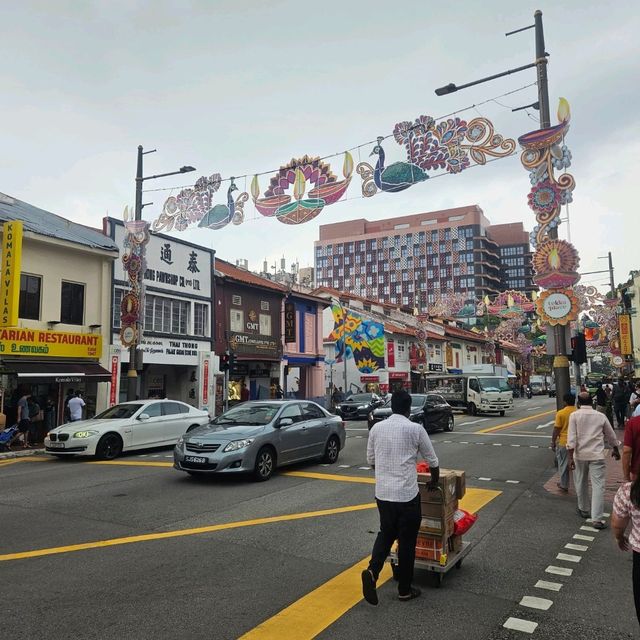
left=0, top=220, right=23, bottom=327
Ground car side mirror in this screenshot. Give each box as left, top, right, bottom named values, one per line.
left=278, top=417, right=294, bottom=427
left=138, top=413, right=150, bottom=421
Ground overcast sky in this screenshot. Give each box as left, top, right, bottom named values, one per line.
left=2, top=1, right=638, bottom=291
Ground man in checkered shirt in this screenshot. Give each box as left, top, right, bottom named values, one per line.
left=361, top=390, right=440, bottom=604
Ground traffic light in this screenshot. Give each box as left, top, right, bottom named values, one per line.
left=228, top=351, right=236, bottom=372
left=220, top=352, right=230, bottom=371
left=570, top=333, right=587, bottom=364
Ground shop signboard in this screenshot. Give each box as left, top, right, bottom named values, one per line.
left=115, top=335, right=211, bottom=366
left=619, top=314, right=632, bottom=355
left=360, top=375, right=379, bottom=383
left=284, top=302, right=296, bottom=343
left=109, top=345, right=121, bottom=407
left=0, top=220, right=23, bottom=327
left=198, top=351, right=214, bottom=415
left=0, top=328, right=102, bottom=358
left=229, top=331, right=280, bottom=358
left=387, top=340, right=395, bottom=368
left=428, top=363, right=444, bottom=372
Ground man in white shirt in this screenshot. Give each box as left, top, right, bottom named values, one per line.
left=567, top=392, right=620, bottom=529
left=67, top=392, right=86, bottom=422
left=361, top=390, right=440, bottom=605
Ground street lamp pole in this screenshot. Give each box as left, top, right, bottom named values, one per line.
left=126, top=145, right=196, bottom=401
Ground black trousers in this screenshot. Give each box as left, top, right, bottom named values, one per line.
left=614, top=404, right=627, bottom=428
left=634, top=551, right=640, bottom=626
left=368, top=494, right=421, bottom=596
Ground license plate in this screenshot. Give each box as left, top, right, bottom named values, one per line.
left=48, top=442, right=65, bottom=449
left=184, top=455, right=206, bottom=464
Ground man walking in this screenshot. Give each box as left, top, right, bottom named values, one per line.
left=551, top=392, right=576, bottom=493
left=362, top=390, right=440, bottom=605
left=568, top=392, right=621, bottom=529
left=67, top=391, right=86, bottom=422
left=613, top=380, right=630, bottom=429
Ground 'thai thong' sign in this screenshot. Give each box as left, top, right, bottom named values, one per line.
left=0, top=328, right=102, bottom=358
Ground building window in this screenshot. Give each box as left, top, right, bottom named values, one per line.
left=144, top=295, right=189, bottom=334
left=230, top=309, right=244, bottom=332
left=112, top=287, right=125, bottom=329
left=232, top=294, right=242, bottom=306
left=261, top=300, right=270, bottom=311
left=60, top=281, right=84, bottom=325
left=194, top=303, right=209, bottom=337
left=259, top=313, right=271, bottom=335
left=19, top=274, right=41, bottom=320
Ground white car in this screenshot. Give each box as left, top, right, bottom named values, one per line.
left=44, top=400, right=210, bottom=460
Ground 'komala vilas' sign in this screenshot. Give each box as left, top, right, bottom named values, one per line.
left=0, top=329, right=102, bottom=358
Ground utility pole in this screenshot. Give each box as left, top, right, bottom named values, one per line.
left=608, top=251, right=616, bottom=297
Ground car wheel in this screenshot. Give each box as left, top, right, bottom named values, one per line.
left=445, top=415, right=454, bottom=432
left=95, top=433, right=123, bottom=460
left=322, top=435, right=340, bottom=464
left=467, top=402, right=477, bottom=416
left=499, top=410, right=505, bottom=417
left=253, top=447, right=276, bottom=482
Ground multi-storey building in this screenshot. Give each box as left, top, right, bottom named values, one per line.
left=487, top=222, right=535, bottom=293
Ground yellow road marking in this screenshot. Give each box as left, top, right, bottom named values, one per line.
left=239, top=557, right=393, bottom=640
left=284, top=471, right=375, bottom=484
left=89, top=460, right=173, bottom=468
left=240, top=487, right=500, bottom=639
left=0, top=503, right=376, bottom=563
left=477, top=410, right=555, bottom=433
left=0, top=456, right=48, bottom=467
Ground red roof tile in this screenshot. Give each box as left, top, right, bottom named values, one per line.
left=215, top=259, right=287, bottom=293
left=443, top=324, right=489, bottom=344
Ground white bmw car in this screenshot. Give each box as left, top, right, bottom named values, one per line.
left=44, top=400, right=210, bottom=460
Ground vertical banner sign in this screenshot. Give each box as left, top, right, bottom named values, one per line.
left=386, top=340, right=395, bottom=368
left=109, top=345, right=121, bottom=407
left=619, top=314, right=633, bottom=355
left=198, top=351, right=213, bottom=414
left=284, top=302, right=296, bottom=343
left=202, top=358, right=210, bottom=405
left=0, top=221, right=23, bottom=327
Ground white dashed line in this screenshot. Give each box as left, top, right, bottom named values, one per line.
left=520, top=595, right=553, bottom=611
left=546, top=565, right=573, bottom=576
left=460, top=441, right=469, bottom=444
left=320, top=464, right=330, bottom=467
left=565, top=543, right=588, bottom=552
left=580, top=525, right=600, bottom=533
left=573, top=534, right=594, bottom=542
left=346, top=428, right=369, bottom=431
left=535, top=580, right=563, bottom=592
left=442, top=440, right=452, bottom=443
left=526, top=407, right=542, bottom=411
left=150, top=455, right=160, bottom=458
left=355, top=436, right=364, bottom=439
left=503, top=618, right=538, bottom=634
left=492, top=443, right=503, bottom=446
left=505, top=480, right=521, bottom=484
left=511, top=444, right=521, bottom=447
left=458, top=419, right=489, bottom=425
left=358, top=466, right=371, bottom=470
left=603, top=512, right=611, bottom=517
left=478, top=477, right=492, bottom=481
left=556, top=553, right=581, bottom=563
left=338, top=465, right=351, bottom=468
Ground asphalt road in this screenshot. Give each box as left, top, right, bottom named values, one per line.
left=0, top=397, right=636, bottom=639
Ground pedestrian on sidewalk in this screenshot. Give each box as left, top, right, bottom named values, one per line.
left=67, top=391, right=86, bottom=422
left=623, top=414, right=640, bottom=483
left=614, top=380, right=630, bottom=429
left=568, top=392, right=621, bottom=529
left=595, top=382, right=607, bottom=414
left=551, top=392, right=576, bottom=493
left=361, top=389, right=440, bottom=605
left=612, top=476, right=640, bottom=626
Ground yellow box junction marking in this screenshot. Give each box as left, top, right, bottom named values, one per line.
left=0, top=456, right=49, bottom=468
left=477, top=410, right=555, bottom=434
left=239, top=487, right=500, bottom=640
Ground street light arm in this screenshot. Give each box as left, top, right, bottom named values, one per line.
left=435, top=61, right=538, bottom=96
left=142, top=167, right=196, bottom=181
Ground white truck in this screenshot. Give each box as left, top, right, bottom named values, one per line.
left=424, top=365, right=514, bottom=416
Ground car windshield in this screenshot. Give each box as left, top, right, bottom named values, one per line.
left=411, top=395, right=427, bottom=406
left=479, top=378, right=512, bottom=392
left=346, top=394, right=372, bottom=403
left=213, top=404, right=279, bottom=426
left=94, top=404, right=143, bottom=419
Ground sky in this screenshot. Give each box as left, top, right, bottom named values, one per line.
left=2, top=0, right=639, bottom=292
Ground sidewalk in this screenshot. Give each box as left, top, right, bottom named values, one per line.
left=0, top=447, right=45, bottom=460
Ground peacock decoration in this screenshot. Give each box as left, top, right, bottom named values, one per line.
left=198, top=178, right=249, bottom=230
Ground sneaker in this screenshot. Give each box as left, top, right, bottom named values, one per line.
left=591, top=521, right=608, bottom=530
left=556, top=483, right=569, bottom=493
left=576, top=508, right=590, bottom=519
left=398, top=587, right=422, bottom=601
left=361, top=569, right=378, bottom=606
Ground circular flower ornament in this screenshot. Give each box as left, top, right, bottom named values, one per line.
left=528, top=179, right=562, bottom=214
left=535, top=289, right=579, bottom=326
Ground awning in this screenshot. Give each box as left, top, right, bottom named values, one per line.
left=1, top=360, right=112, bottom=382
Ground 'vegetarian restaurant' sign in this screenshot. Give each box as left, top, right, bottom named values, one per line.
left=0, top=328, right=102, bottom=358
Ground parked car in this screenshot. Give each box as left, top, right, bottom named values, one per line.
left=336, top=393, right=384, bottom=420
left=529, top=382, right=545, bottom=396
left=367, top=393, right=454, bottom=433
left=548, top=383, right=556, bottom=398
left=44, top=400, right=210, bottom=460
left=174, top=400, right=346, bottom=481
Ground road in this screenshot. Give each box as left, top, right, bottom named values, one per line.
left=0, top=397, right=635, bottom=639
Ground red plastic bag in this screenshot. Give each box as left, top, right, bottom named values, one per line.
left=453, top=509, right=477, bottom=535
left=416, top=462, right=430, bottom=473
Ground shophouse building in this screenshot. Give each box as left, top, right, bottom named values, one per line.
left=314, top=206, right=534, bottom=312
left=0, top=194, right=117, bottom=429
left=105, top=217, right=214, bottom=407
left=214, top=259, right=286, bottom=401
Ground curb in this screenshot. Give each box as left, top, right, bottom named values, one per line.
left=0, top=448, right=45, bottom=460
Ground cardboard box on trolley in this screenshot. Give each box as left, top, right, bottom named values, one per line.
left=418, top=470, right=458, bottom=504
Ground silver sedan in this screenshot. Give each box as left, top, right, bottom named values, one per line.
left=173, top=400, right=346, bottom=481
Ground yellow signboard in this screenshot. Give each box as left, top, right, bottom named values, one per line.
left=619, top=314, right=633, bottom=355
left=0, top=221, right=23, bottom=327
left=0, top=328, right=102, bottom=359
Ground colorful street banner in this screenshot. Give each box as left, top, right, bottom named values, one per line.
left=0, top=328, right=102, bottom=358
left=619, top=314, right=633, bottom=355
left=0, top=220, right=23, bottom=327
